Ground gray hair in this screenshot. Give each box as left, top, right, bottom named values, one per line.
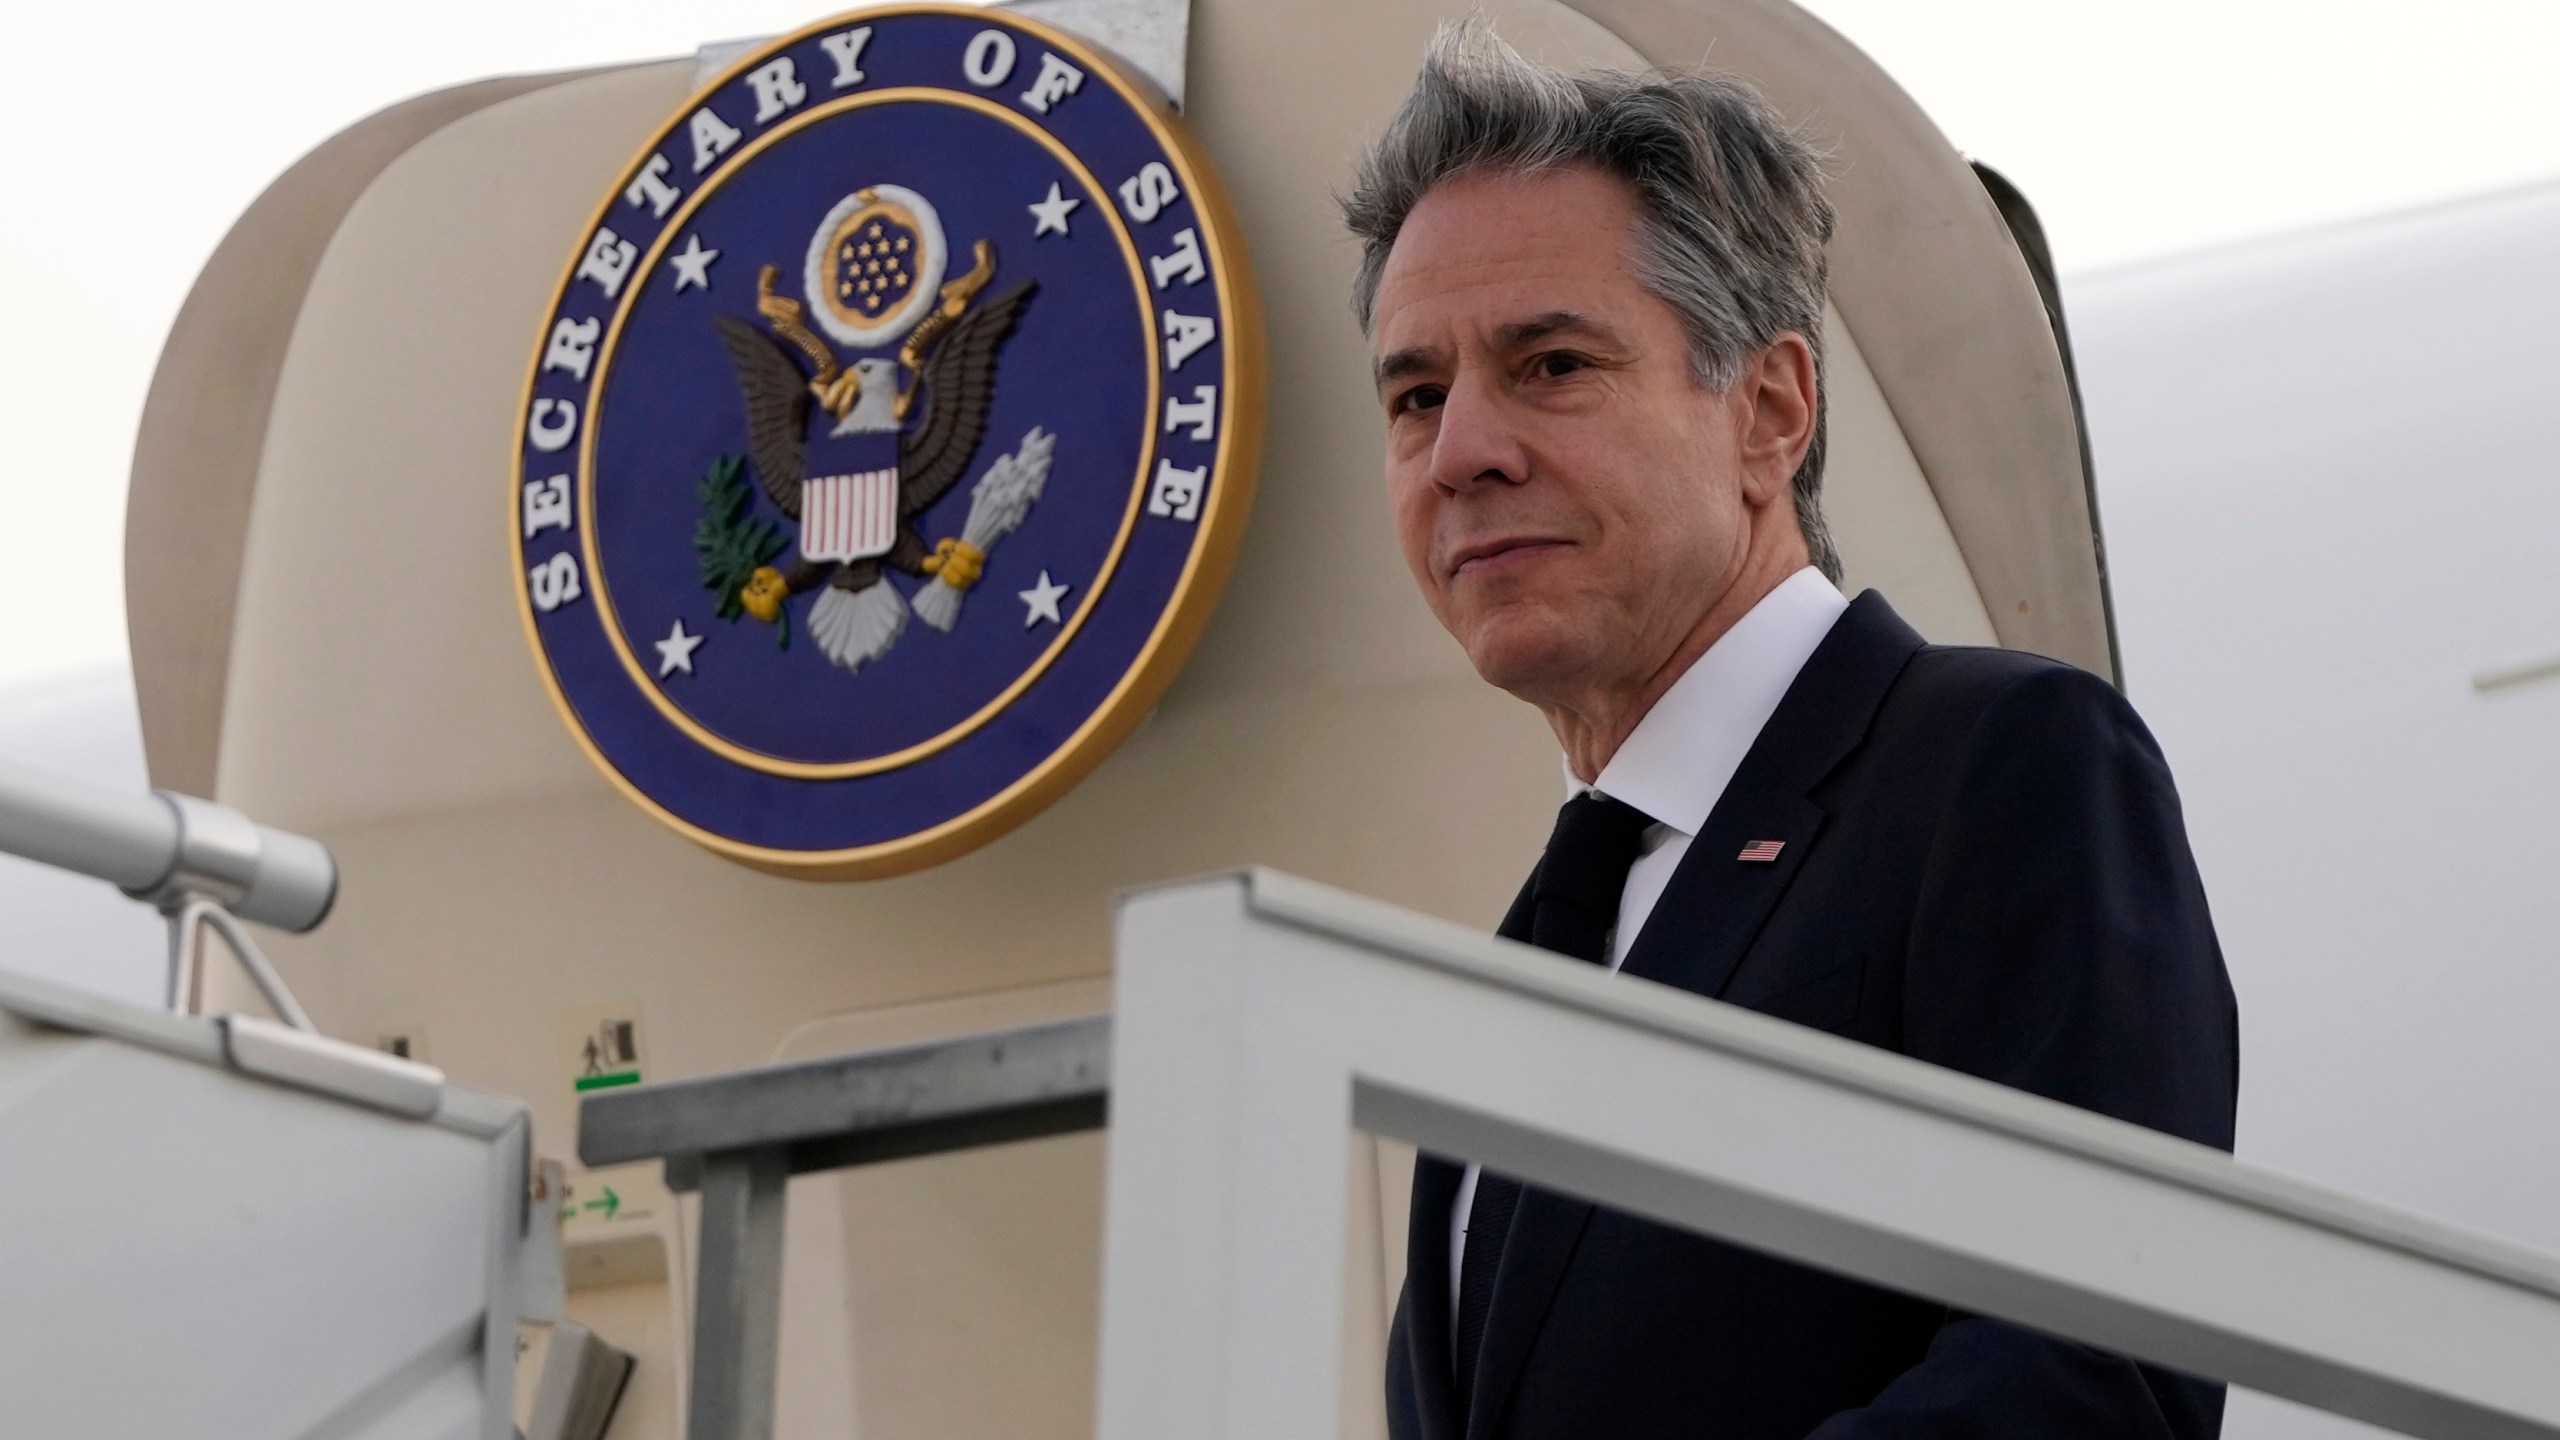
left=1341, top=22, right=1842, bottom=581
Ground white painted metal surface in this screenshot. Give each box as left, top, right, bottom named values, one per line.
left=693, top=0, right=1192, bottom=107
left=0, top=670, right=161, bottom=1005
left=1101, top=870, right=2560, bottom=1440
left=1011, top=0, right=1191, bottom=107
left=0, top=968, right=539, bottom=1440
left=0, top=756, right=335, bottom=933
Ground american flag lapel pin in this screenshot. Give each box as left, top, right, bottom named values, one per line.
left=1737, top=839, right=1786, bottom=863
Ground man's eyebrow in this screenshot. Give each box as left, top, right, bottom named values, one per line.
left=1373, top=345, right=1443, bottom=395
left=1371, top=312, right=1613, bottom=395
left=1495, top=310, right=1605, bottom=349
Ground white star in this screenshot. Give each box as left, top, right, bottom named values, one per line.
left=655, top=618, right=704, bottom=676
left=1018, top=570, right=1070, bottom=628
left=669, top=233, right=720, bottom=292
left=1027, top=182, right=1081, bottom=238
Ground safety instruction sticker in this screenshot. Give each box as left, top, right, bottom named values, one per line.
left=555, top=999, right=650, bottom=1096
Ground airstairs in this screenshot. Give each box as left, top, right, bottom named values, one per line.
left=588, top=869, right=2560, bottom=1440
left=0, top=759, right=558, bottom=1440
left=7, top=762, right=2560, bottom=1440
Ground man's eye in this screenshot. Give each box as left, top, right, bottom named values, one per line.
left=1394, top=385, right=1447, bottom=415
left=1536, top=352, right=1590, bottom=379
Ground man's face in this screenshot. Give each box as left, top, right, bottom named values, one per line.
left=1370, top=166, right=1769, bottom=707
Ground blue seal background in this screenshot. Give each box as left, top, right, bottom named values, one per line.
left=590, top=97, right=1150, bottom=764
left=519, top=8, right=1236, bottom=857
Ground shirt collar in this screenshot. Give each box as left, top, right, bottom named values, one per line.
left=1565, top=567, right=1850, bottom=836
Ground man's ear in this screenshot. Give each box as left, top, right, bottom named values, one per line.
left=1736, top=333, right=1818, bottom=506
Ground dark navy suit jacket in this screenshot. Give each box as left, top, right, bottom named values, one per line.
left=1388, top=590, right=2240, bottom=1440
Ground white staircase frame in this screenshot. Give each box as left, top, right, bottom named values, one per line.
left=1099, top=870, right=2560, bottom=1440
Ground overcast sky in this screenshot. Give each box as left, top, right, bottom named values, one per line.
left=5, top=0, right=2558, bottom=689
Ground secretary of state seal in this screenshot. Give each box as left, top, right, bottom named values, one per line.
left=1345, top=23, right=2239, bottom=1440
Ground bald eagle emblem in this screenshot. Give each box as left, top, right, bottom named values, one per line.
left=702, top=183, right=1051, bottom=671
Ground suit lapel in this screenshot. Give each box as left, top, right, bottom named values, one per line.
left=1494, top=866, right=1538, bottom=942
left=1418, top=868, right=1546, bottom=1439
left=1465, top=1187, right=1596, bottom=1440
left=1400, top=1155, right=1466, bottom=1440
left=1618, top=756, right=1825, bottom=997
left=1461, top=768, right=1820, bottom=1440
left=1622, top=590, right=1926, bottom=997
left=1454, top=593, right=1926, bottom=1438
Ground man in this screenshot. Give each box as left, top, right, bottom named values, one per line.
left=1342, top=24, right=2238, bottom=1440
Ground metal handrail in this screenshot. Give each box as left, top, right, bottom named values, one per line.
left=1101, top=871, right=2560, bottom=1440
left=580, top=867, right=2560, bottom=1440
left=577, top=1013, right=1109, bottom=1440
left=0, top=758, right=335, bottom=1028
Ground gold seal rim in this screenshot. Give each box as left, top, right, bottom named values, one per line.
left=509, top=2, right=1265, bottom=879
left=572, top=85, right=1162, bottom=779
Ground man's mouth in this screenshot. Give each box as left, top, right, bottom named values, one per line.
left=1450, top=536, right=1571, bottom=580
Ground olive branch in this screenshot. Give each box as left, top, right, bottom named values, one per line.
left=692, top=454, right=790, bottom=649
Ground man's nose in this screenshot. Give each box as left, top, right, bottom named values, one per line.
left=1426, top=376, right=1529, bottom=495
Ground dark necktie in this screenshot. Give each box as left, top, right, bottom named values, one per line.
left=1451, top=791, right=1658, bottom=1409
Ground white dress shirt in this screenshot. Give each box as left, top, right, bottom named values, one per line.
left=1449, top=566, right=1849, bottom=1318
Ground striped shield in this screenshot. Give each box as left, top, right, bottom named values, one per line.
left=800, top=468, right=900, bottom=563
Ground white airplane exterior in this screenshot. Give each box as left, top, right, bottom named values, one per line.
left=2067, top=176, right=2560, bottom=1438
